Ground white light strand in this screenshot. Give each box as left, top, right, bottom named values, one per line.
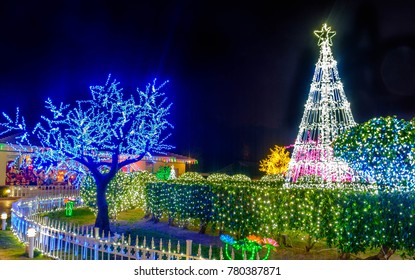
left=286, top=24, right=357, bottom=183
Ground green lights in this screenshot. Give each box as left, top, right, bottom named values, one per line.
left=81, top=169, right=415, bottom=258
left=80, top=170, right=156, bottom=219
left=64, top=197, right=76, bottom=216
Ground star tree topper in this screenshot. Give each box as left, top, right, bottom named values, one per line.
left=314, top=23, right=336, bottom=46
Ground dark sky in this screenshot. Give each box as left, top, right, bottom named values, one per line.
left=1, top=0, right=415, bottom=174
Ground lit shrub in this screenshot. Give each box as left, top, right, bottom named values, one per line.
left=177, top=172, right=205, bottom=181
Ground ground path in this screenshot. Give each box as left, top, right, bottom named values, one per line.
left=109, top=219, right=223, bottom=247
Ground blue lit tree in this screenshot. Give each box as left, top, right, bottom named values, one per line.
left=0, top=75, right=173, bottom=231
left=333, top=116, right=415, bottom=189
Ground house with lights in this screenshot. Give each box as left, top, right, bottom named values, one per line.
left=0, top=134, right=197, bottom=186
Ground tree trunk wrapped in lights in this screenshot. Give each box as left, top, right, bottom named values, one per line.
left=286, top=24, right=357, bottom=183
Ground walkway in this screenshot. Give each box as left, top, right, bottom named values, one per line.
left=111, top=219, right=223, bottom=247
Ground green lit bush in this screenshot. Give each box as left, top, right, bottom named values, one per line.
left=145, top=180, right=213, bottom=232
left=177, top=172, right=205, bottom=181
left=260, top=174, right=285, bottom=182
left=231, top=174, right=251, bottom=182
left=156, top=166, right=170, bottom=180
left=78, top=169, right=415, bottom=258
left=144, top=177, right=415, bottom=258
left=80, top=170, right=157, bottom=219
left=207, top=173, right=231, bottom=182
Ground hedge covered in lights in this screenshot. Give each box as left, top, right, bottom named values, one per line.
left=176, top=171, right=205, bottom=181
left=333, top=116, right=415, bottom=188
left=80, top=170, right=156, bottom=219
left=144, top=180, right=415, bottom=256
left=145, top=180, right=213, bottom=229
left=207, top=173, right=231, bottom=182
left=79, top=169, right=415, bottom=256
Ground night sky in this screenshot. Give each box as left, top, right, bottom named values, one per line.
left=1, top=0, right=415, bottom=176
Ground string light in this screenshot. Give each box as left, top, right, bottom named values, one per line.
left=286, top=23, right=357, bottom=183
left=259, top=145, right=290, bottom=175
left=207, top=173, right=231, bottom=182
left=142, top=173, right=415, bottom=257
left=80, top=170, right=156, bottom=219
left=230, top=174, right=251, bottom=182
left=333, top=116, right=415, bottom=189
left=260, top=174, right=285, bottom=182
left=176, top=172, right=205, bottom=182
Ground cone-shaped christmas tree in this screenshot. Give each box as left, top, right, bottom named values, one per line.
left=286, top=23, right=357, bottom=183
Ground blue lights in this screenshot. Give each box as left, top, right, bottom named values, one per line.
left=1, top=74, right=174, bottom=230
left=333, top=116, right=415, bottom=189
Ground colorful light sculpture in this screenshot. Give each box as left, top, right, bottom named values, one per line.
left=64, top=197, right=76, bottom=216
left=286, top=24, right=357, bottom=183
left=220, top=234, right=279, bottom=260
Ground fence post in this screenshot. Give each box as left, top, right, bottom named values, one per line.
left=94, top=227, right=100, bottom=239
left=8, top=186, right=14, bottom=197
left=94, top=242, right=99, bottom=260
left=186, top=240, right=192, bottom=260
left=27, top=227, right=36, bottom=258
left=1, top=212, right=7, bottom=230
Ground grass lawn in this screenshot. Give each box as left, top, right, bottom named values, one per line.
left=41, top=207, right=96, bottom=225
left=40, top=207, right=147, bottom=225
left=0, top=231, right=52, bottom=260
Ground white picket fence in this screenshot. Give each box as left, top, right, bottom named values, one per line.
left=8, top=185, right=79, bottom=198
left=11, top=195, right=221, bottom=260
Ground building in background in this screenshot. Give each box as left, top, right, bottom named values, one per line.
left=0, top=136, right=197, bottom=186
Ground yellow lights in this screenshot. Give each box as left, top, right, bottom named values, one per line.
left=57, top=170, right=65, bottom=182
left=259, top=145, right=290, bottom=175
left=314, top=23, right=336, bottom=46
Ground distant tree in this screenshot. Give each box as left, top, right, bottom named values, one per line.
left=0, top=75, right=173, bottom=231
left=333, top=116, right=415, bottom=188
left=259, top=145, right=290, bottom=175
